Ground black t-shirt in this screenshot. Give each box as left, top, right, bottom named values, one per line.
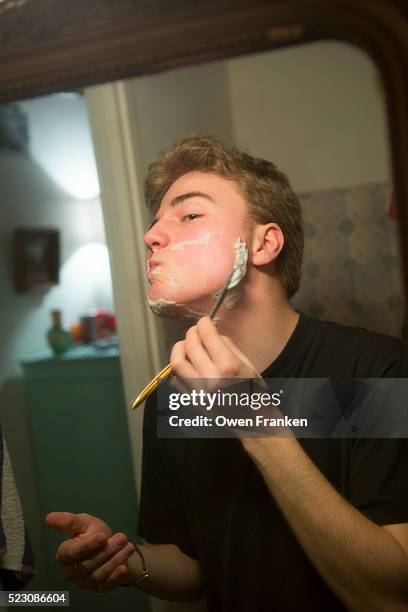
left=137, top=312, right=408, bottom=611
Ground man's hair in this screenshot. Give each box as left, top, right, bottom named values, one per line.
left=145, top=133, right=304, bottom=298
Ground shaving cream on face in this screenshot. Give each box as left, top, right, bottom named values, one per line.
left=228, top=238, right=248, bottom=289
left=148, top=298, right=207, bottom=321
left=169, top=232, right=216, bottom=251
left=149, top=266, right=182, bottom=290
left=212, top=237, right=248, bottom=311
left=148, top=237, right=248, bottom=320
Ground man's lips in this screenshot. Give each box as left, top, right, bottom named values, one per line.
left=147, top=260, right=162, bottom=280
left=148, top=261, right=160, bottom=273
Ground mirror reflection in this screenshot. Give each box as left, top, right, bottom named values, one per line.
left=0, top=40, right=403, bottom=612
left=86, top=39, right=400, bottom=351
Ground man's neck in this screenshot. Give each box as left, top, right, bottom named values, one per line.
left=215, top=283, right=300, bottom=375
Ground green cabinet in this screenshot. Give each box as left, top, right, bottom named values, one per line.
left=22, top=346, right=150, bottom=612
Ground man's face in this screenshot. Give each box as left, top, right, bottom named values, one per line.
left=144, top=171, right=249, bottom=317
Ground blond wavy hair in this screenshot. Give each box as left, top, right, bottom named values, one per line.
left=145, top=133, right=303, bottom=298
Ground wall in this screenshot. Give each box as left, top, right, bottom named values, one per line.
left=126, top=60, right=235, bottom=181
left=127, top=40, right=392, bottom=195
left=227, top=40, right=391, bottom=191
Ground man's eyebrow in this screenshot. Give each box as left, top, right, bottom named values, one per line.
left=170, top=191, right=216, bottom=207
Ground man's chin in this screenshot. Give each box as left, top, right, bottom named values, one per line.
left=148, top=297, right=208, bottom=321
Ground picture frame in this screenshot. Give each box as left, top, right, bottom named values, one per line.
left=13, top=228, right=60, bottom=293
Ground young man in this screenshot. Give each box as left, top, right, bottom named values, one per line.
left=47, top=134, right=408, bottom=611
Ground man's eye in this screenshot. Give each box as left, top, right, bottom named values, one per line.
left=182, top=213, right=201, bottom=221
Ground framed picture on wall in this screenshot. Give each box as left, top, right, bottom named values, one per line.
left=13, top=228, right=60, bottom=293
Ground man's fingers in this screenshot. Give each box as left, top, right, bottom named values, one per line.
left=46, top=512, right=87, bottom=536
left=76, top=543, right=135, bottom=589
left=62, top=532, right=129, bottom=579
left=184, top=325, right=218, bottom=376
left=69, top=533, right=128, bottom=575
left=46, top=511, right=105, bottom=538
left=170, top=340, right=197, bottom=378
left=106, top=563, right=128, bottom=584
left=196, top=317, right=241, bottom=375
left=56, top=532, right=107, bottom=567
left=47, top=512, right=132, bottom=593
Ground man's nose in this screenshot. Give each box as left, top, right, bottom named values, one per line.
left=144, top=221, right=170, bottom=251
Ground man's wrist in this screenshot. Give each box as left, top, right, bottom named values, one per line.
left=118, top=544, right=149, bottom=587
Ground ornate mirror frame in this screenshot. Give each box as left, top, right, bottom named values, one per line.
left=1, top=0, right=407, bottom=294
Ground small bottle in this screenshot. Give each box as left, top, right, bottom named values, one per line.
left=46, top=310, right=72, bottom=355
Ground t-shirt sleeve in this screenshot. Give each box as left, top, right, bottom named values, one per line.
left=137, top=393, right=196, bottom=558
left=348, top=437, right=408, bottom=525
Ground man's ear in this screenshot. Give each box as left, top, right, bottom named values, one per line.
left=251, top=223, right=284, bottom=266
